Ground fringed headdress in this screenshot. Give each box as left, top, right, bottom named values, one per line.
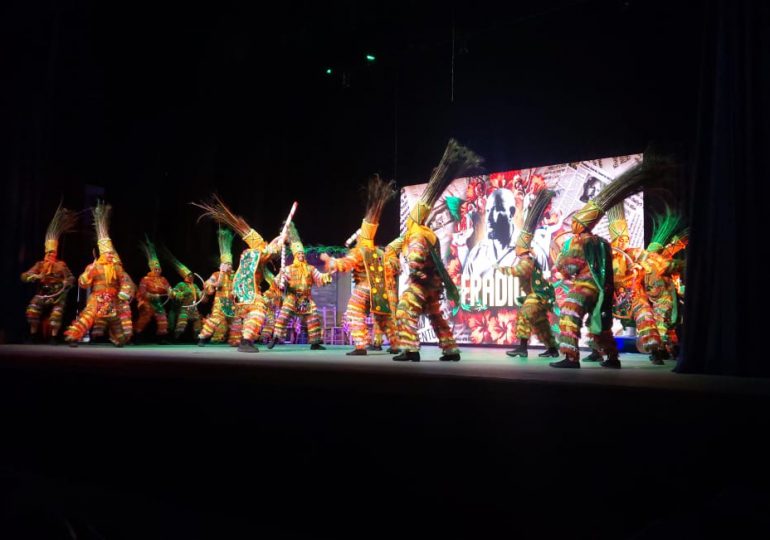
left=408, top=138, right=484, bottom=227
left=140, top=235, right=162, bottom=272
left=571, top=153, right=677, bottom=235
left=192, top=194, right=266, bottom=250
left=44, top=202, right=78, bottom=254
left=93, top=200, right=116, bottom=256
left=647, top=208, right=684, bottom=253
left=358, top=174, right=397, bottom=248
left=515, top=189, right=556, bottom=255
left=286, top=222, right=304, bottom=257
left=159, top=244, right=193, bottom=279
left=606, top=203, right=630, bottom=245
left=217, top=227, right=235, bottom=265
left=662, top=227, right=689, bottom=258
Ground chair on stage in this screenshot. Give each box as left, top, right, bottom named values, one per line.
left=321, top=305, right=348, bottom=345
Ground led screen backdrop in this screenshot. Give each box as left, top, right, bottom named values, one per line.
left=399, top=153, right=644, bottom=346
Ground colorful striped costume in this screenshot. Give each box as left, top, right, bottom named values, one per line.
left=259, top=280, right=282, bottom=343
left=21, top=258, right=74, bottom=337
left=22, top=204, right=77, bottom=339
left=135, top=274, right=171, bottom=337
left=499, top=256, right=557, bottom=349
left=65, top=256, right=135, bottom=346
left=393, top=139, right=482, bottom=362
left=329, top=244, right=397, bottom=351
left=272, top=255, right=331, bottom=345
left=170, top=280, right=203, bottom=338
left=499, top=188, right=558, bottom=357
left=554, top=233, right=618, bottom=361
left=199, top=269, right=239, bottom=344
left=65, top=202, right=135, bottom=347
left=395, top=227, right=459, bottom=355
left=234, top=238, right=283, bottom=343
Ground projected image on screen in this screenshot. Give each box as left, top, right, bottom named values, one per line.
left=399, top=153, right=644, bottom=346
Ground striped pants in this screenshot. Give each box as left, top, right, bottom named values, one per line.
left=516, top=293, right=557, bottom=347
left=200, top=299, right=240, bottom=346
left=347, top=285, right=398, bottom=350
left=240, top=296, right=269, bottom=341
left=558, top=281, right=617, bottom=360
left=260, top=307, right=278, bottom=343
left=174, top=307, right=202, bottom=337
left=650, top=292, right=678, bottom=353
left=396, top=281, right=458, bottom=354
left=65, top=294, right=127, bottom=346
left=630, top=292, right=662, bottom=353
left=273, top=295, right=322, bottom=344
left=135, top=301, right=168, bottom=336
left=25, top=294, right=67, bottom=336
left=92, top=300, right=133, bottom=342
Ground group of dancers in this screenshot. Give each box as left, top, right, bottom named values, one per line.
left=21, top=140, right=686, bottom=368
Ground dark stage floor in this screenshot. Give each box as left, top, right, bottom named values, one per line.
left=1, top=342, right=770, bottom=396
left=2, top=343, right=770, bottom=539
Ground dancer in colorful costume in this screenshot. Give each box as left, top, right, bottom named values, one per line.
left=370, top=237, right=403, bottom=351
left=161, top=246, right=204, bottom=341
left=133, top=236, right=172, bottom=343
left=498, top=189, right=559, bottom=358
left=259, top=268, right=282, bottom=344
left=393, top=139, right=482, bottom=362
left=643, top=213, right=688, bottom=358
left=197, top=227, right=239, bottom=347
left=269, top=223, right=332, bottom=350
left=579, top=202, right=662, bottom=364
left=193, top=196, right=285, bottom=352
left=550, top=158, right=672, bottom=368
left=21, top=203, right=77, bottom=340
left=322, top=175, right=399, bottom=356
left=64, top=201, right=135, bottom=347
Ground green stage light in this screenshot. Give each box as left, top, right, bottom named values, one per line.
left=365, top=54, right=376, bottom=62
left=325, top=68, right=333, bottom=75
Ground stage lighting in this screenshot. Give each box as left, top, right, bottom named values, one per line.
left=325, top=68, right=333, bottom=75
left=365, top=54, right=376, bottom=62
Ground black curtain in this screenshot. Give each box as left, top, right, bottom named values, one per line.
left=677, top=0, right=770, bottom=376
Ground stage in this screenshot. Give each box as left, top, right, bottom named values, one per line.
left=2, top=344, right=770, bottom=538
left=2, top=343, right=769, bottom=396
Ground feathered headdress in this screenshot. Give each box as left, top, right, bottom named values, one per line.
left=647, top=208, right=684, bottom=253
left=606, top=203, right=630, bottom=245
left=662, top=228, right=689, bottom=258
left=571, top=153, right=677, bottom=235
left=286, top=222, right=304, bottom=256
left=409, top=139, right=484, bottom=226
left=140, top=235, right=161, bottom=271
left=358, top=174, right=397, bottom=248
left=159, top=244, right=193, bottom=279
left=192, top=194, right=265, bottom=250
left=217, top=227, right=235, bottom=265
left=515, top=189, right=555, bottom=255
left=44, top=202, right=78, bottom=254
left=93, top=200, right=116, bottom=256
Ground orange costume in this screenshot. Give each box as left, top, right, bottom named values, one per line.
left=193, top=195, right=285, bottom=352
left=323, top=175, right=399, bottom=355
left=270, top=224, right=331, bottom=349
left=550, top=157, right=675, bottom=368
left=134, top=237, right=171, bottom=341
left=499, top=189, right=559, bottom=358
left=64, top=201, right=135, bottom=347
left=393, top=139, right=482, bottom=362
left=197, top=228, right=240, bottom=346
left=21, top=203, right=77, bottom=339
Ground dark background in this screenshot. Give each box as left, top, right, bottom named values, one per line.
left=1, top=0, right=701, bottom=342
